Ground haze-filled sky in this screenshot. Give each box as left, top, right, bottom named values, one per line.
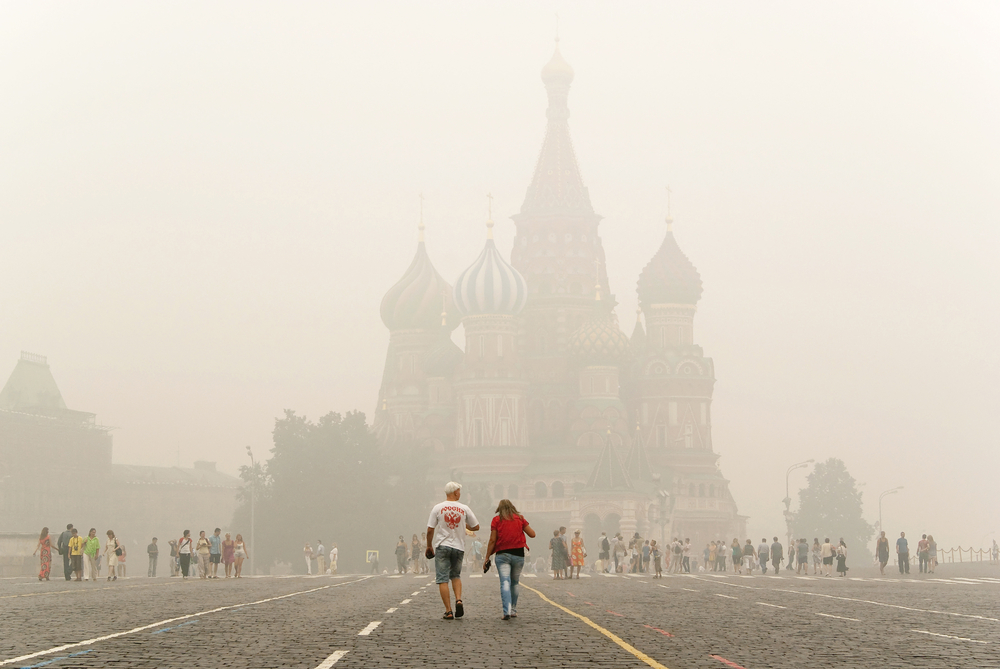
left=2, top=2, right=997, bottom=547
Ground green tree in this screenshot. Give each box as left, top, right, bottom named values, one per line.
left=231, top=410, right=431, bottom=574
left=791, top=458, right=874, bottom=560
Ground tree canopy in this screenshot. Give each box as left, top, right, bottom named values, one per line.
left=232, top=410, right=431, bottom=574
left=791, top=458, right=874, bottom=559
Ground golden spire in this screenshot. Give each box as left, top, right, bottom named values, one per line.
left=486, top=192, right=494, bottom=239
left=418, top=192, right=425, bottom=242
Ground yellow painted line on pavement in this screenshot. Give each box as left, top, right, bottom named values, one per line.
left=522, top=585, right=670, bottom=669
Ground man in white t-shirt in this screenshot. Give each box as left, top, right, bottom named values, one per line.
left=329, top=544, right=338, bottom=574
left=426, top=481, right=480, bottom=620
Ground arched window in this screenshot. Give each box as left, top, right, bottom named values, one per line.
left=494, top=484, right=504, bottom=499
left=507, top=484, right=519, bottom=499
left=688, top=483, right=696, bottom=497
left=551, top=481, right=564, bottom=498
left=709, top=484, right=716, bottom=497
left=534, top=481, right=548, bottom=499
left=699, top=484, right=705, bottom=497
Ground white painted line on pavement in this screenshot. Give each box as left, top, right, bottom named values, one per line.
left=315, top=650, right=349, bottom=668
left=681, top=588, right=698, bottom=592
left=386, top=608, right=397, bottom=613
left=400, top=599, right=411, bottom=604
left=411, top=591, right=420, bottom=595
left=388, top=575, right=402, bottom=579
left=756, top=602, right=786, bottom=609
left=912, top=630, right=988, bottom=644
left=469, top=575, right=483, bottom=578
left=715, top=594, right=737, bottom=600
left=775, top=588, right=999, bottom=623
left=523, top=574, right=537, bottom=578
left=357, top=621, right=382, bottom=636
left=0, top=576, right=373, bottom=667
left=816, top=612, right=860, bottom=622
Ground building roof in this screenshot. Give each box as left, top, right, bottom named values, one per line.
left=380, top=238, right=457, bottom=332
left=586, top=435, right=633, bottom=490
left=454, top=236, right=527, bottom=316
left=517, top=43, right=596, bottom=219
left=637, top=219, right=703, bottom=307
left=0, top=352, right=67, bottom=412
left=112, top=462, right=242, bottom=489
left=624, top=434, right=653, bottom=483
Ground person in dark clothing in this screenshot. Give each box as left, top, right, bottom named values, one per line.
left=57, top=524, right=74, bottom=581
left=770, top=537, right=783, bottom=575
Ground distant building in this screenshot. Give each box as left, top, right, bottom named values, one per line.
left=374, top=44, right=746, bottom=550
left=0, top=352, right=240, bottom=573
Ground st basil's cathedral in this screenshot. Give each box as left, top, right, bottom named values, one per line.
left=374, top=43, right=746, bottom=547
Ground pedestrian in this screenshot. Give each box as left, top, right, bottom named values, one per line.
left=820, top=537, right=835, bottom=577
left=330, top=543, right=338, bottom=574
left=395, top=536, right=408, bottom=574
left=68, top=528, right=84, bottom=581
left=483, top=498, right=535, bottom=620
left=303, top=542, right=313, bottom=575
left=208, top=528, right=222, bottom=579
left=411, top=534, right=422, bottom=574
left=770, top=537, right=783, bottom=575
left=708, top=541, right=717, bottom=572
left=743, top=539, right=756, bottom=575
left=758, top=538, right=770, bottom=574
left=896, top=532, right=910, bottom=574
left=104, top=530, right=123, bottom=581
left=652, top=540, right=663, bottom=578
left=598, top=532, right=610, bottom=572
left=570, top=530, right=586, bottom=579
left=33, top=527, right=52, bottom=581
left=316, top=539, right=326, bottom=575
left=703, top=544, right=710, bottom=572
left=836, top=539, right=848, bottom=576
left=731, top=539, right=742, bottom=574
left=117, top=540, right=127, bottom=579
left=876, top=531, right=889, bottom=575
left=178, top=530, right=193, bottom=579
left=917, top=534, right=930, bottom=574
left=83, top=528, right=101, bottom=581
left=196, top=531, right=212, bottom=579
left=222, top=533, right=235, bottom=578
left=425, top=481, right=480, bottom=620
left=57, top=524, right=74, bottom=581
left=559, top=527, right=571, bottom=578
left=811, top=538, right=821, bottom=574
left=796, top=538, right=809, bottom=574
left=682, top=538, right=691, bottom=573
left=614, top=534, right=626, bottom=573
left=927, top=534, right=937, bottom=573
left=234, top=534, right=248, bottom=578
left=147, top=537, right=158, bottom=578
left=717, top=539, right=727, bottom=572
left=168, top=539, right=179, bottom=577
left=642, top=540, right=651, bottom=574
left=550, top=530, right=565, bottom=579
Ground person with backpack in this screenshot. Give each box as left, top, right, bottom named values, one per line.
left=104, top=530, right=121, bottom=582
left=758, top=538, right=770, bottom=574
left=177, top=530, right=193, bottom=579
left=770, top=537, right=783, bottom=575
left=57, top=524, right=74, bottom=581
left=651, top=540, right=663, bottom=578
left=598, top=532, right=611, bottom=572
left=672, top=538, right=684, bottom=573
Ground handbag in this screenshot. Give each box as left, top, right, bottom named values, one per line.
left=115, top=540, right=123, bottom=557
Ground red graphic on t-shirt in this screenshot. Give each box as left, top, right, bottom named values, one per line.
left=443, top=506, right=464, bottom=529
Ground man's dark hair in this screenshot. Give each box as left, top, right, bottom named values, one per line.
left=71, top=528, right=78, bottom=534
left=66, top=523, right=73, bottom=530
left=774, top=537, right=779, bottom=542
left=215, top=528, right=221, bottom=533
left=152, top=537, right=157, bottom=541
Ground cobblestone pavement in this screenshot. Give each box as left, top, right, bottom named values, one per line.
left=2, top=568, right=998, bottom=668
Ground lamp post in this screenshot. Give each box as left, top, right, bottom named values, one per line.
left=783, top=459, right=814, bottom=555
left=246, top=445, right=255, bottom=577
left=878, top=486, right=902, bottom=537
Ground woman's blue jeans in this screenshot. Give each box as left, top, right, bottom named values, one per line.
left=494, top=552, right=524, bottom=616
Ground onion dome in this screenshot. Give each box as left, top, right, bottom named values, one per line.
left=453, top=220, right=528, bottom=316
left=568, top=294, right=630, bottom=364
left=636, top=217, right=703, bottom=308
left=541, top=40, right=574, bottom=86
left=380, top=226, right=457, bottom=331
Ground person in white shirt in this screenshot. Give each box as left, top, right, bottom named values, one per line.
left=303, top=542, right=313, bottom=575
left=426, top=481, right=480, bottom=620
left=330, top=544, right=338, bottom=574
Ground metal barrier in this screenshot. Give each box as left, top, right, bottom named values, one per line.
left=936, top=546, right=998, bottom=564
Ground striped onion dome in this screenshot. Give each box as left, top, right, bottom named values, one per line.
left=380, top=240, right=457, bottom=331
left=453, top=234, right=528, bottom=316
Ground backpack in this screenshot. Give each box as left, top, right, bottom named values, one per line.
left=601, top=537, right=610, bottom=552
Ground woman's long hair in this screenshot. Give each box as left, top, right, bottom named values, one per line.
left=39, top=527, right=48, bottom=542
left=495, top=499, right=519, bottom=521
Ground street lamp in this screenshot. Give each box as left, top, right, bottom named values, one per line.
left=246, top=445, right=255, bottom=577
left=783, top=460, right=814, bottom=556
left=878, top=486, right=903, bottom=537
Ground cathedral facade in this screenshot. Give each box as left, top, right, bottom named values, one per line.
left=375, top=45, right=745, bottom=551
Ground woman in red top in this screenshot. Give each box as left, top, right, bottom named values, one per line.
left=484, top=499, right=536, bottom=620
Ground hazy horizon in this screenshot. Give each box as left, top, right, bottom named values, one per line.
left=2, top=2, right=997, bottom=548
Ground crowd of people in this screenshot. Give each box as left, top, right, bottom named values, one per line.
left=32, top=524, right=254, bottom=582
left=301, top=540, right=339, bottom=575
